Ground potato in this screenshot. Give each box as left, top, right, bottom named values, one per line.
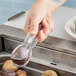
left=16, top=70, right=27, bottom=76
left=42, top=70, right=58, bottom=76
left=2, top=60, right=19, bottom=71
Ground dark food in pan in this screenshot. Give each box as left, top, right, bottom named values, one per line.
left=0, top=60, right=27, bottom=76
left=0, top=59, right=58, bottom=76
left=2, top=69, right=16, bottom=76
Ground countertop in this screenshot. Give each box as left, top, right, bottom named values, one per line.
left=3, top=6, right=76, bottom=42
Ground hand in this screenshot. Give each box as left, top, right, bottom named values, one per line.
left=24, top=0, right=66, bottom=43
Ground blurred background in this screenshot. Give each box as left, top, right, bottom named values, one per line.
left=0, top=0, right=76, bottom=24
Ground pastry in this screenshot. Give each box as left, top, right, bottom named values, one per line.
left=42, top=70, right=58, bottom=76
left=2, top=60, right=19, bottom=71
left=16, top=70, right=27, bottom=76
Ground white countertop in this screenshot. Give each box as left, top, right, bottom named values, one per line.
left=3, top=6, right=76, bottom=42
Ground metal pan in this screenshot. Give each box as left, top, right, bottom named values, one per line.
left=0, top=54, right=42, bottom=76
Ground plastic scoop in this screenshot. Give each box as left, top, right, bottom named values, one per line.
left=11, top=33, right=38, bottom=67
left=11, top=25, right=42, bottom=67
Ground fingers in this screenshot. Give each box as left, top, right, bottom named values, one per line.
left=24, top=12, right=54, bottom=43
left=50, top=20, right=54, bottom=32
left=29, top=15, right=41, bottom=35
left=24, top=13, right=42, bottom=36
left=24, top=16, right=31, bottom=34
left=38, top=18, right=54, bottom=43
left=38, top=30, right=46, bottom=43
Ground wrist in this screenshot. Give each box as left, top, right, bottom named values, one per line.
left=49, top=0, right=67, bottom=12
left=34, top=0, right=66, bottom=13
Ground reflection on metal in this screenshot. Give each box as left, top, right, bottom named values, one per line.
left=0, top=25, right=76, bottom=76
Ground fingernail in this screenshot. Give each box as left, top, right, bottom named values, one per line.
left=30, top=30, right=36, bottom=35
left=43, top=18, right=48, bottom=25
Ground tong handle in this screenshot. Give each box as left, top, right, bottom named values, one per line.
left=24, top=24, right=42, bottom=45
left=24, top=32, right=36, bottom=43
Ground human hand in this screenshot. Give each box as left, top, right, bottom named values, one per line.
left=24, top=0, right=66, bottom=43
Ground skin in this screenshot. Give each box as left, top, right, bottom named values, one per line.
left=24, top=0, right=66, bottom=43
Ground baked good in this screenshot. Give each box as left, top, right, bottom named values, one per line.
left=16, top=70, right=27, bottom=76
left=2, top=69, right=16, bottom=76
left=2, top=60, right=19, bottom=71
left=42, top=70, right=58, bottom=76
